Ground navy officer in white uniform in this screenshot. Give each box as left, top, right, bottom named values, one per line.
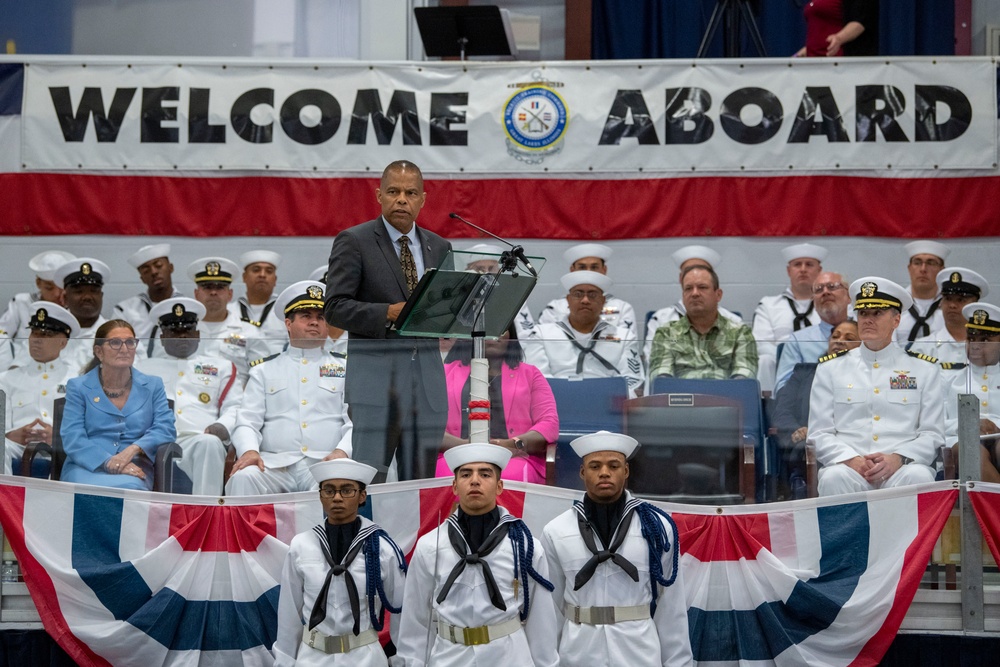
left=0, top=302, right=80, bottom=473
left=226, top=280, right=352, bottom=495
left=808, top=277, right=945, bottom=496
left=396, top=443, right=558, bottom=667
left=541, top=431, right=691, bottom=666
left=274, top=459, right=407, bottom=666
left=137, top=297, right=243, bottom=495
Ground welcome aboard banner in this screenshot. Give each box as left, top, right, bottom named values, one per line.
left=18, top=58, right=997, bottom=173
left=1, top=57, right=998, bottom=238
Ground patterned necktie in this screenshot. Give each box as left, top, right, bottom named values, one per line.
left=398, top=236, right=418, bottom=294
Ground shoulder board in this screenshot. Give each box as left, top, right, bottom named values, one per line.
left=329, top=351, right=347, bottom=360
left=249, top=353, right=280, bottom=367
left=907, top=350, right=939, bottom=364
left=940, top=361, right=968, bottom=370
left=818, top=349, right=850, bottom=363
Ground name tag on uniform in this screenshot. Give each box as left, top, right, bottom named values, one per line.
left=320, top=363, right=346, bottom=378
left=194, top=364, right=219, bottom=376
left=890, top=372, right=918, bottom=390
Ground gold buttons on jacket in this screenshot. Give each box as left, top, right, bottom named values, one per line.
left=874, top=415, right=880, bottom=421
left=874, top=388, right=880, bottom=394
left=873, top=435, right=879, bottom=441
left=873, top=363, right=880, bottom=369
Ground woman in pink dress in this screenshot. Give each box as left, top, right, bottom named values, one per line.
left=434, top=324, right=559, bottom=484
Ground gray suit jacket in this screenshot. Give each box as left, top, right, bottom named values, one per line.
left=324, top=217, right=451, bottom=407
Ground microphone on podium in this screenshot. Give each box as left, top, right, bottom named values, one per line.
left=448, top=212, right=537, bottom=276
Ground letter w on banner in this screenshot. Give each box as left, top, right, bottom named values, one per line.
left=0, top=477, right=956, bottom=666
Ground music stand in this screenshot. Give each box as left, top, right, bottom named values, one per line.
left=697, top=0, right=767, bottom=58
left=414, top=5, right=518, bottom=60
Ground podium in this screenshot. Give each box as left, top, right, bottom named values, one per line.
left=398, top=248, right=544, bottom=453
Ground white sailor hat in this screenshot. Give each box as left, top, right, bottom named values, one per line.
left=308, top=265, right=328, bottom=283
left=443, top=443, right=512, bottom=473
left=149, top=297, right=206, bottom=330
left=563, top=243, right=612, bottom=266
left=671, top=245, right=720, bottom=269
left=310, top=459, right=378, bottom=486
left=963, top=303, right=1000, bottom=334
left=937, top=267, right=989, bottom=299
left=460, top=243, right=506, bottom=272
left=276, top=280, right=325, bottom=316
left=28, top=301, right=80, bottom=337
left=239, top=251, right=282, bottom=270
left=187, top=257, right=239, bottom=285
left=850, top=276, right=913, bottom=312
left=128, top=244, right=171, bottom=269
left=570, top=430, right=640, bottom=459
left=561, top=270, right=613, bottom=294
left=904, top=240, right=950, bottom=262
left=781, top=243, right=827, bottom=264
left=29, top=251, right=76, bottom=282
left=54, top=258, right=110, bottom=288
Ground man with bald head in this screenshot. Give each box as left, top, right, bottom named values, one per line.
left=773, top=271, right=853, bottom=393
left=325, top=160, right=451, bottom=482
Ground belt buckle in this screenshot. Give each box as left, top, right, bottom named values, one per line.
left=336, top=634, right=350, bottom=654
left=462, top=625, right=490, bottom=645
left=591, top=606, right=615, bottom=625
left=307, top=630, right=318, bottom=648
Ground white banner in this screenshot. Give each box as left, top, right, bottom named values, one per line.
left=20, top=58, right=998, bottom=173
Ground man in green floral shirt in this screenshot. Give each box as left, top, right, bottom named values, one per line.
left=648, top=265, right=758, bottom=381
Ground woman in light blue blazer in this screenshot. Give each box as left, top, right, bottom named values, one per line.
left=61, top=320, right=176, bottom=491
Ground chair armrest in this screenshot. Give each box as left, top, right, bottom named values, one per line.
left=154, top=441, right=183, bottom=493
left=740, top=435, right=755, bottom=504
left=941, top=444, right=956, bottom=480
left=223, top=443, right=238, bottom=484
left=805, top=442, right=818, bottom=498
left=545, top=443, right=557, bottom=486
left=21, top=441, right=53, bottom=478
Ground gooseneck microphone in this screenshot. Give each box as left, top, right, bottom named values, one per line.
left=448, top=212, right=537, bottom=276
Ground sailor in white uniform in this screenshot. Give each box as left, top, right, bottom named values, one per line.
left=751, top=243, right=826, bottom=392
left=538, top=244, right=637, bottom=338
left=0, top=250, right=75, bottom=370
left=113, top=243, right=182, bottom=345
left=809, top=277, right=945, bottom=496
left=941, top=303, right=1000, bottom=449
left=541, top=431, right=691, bottom=667
left=274, top=459, right=407, bottom=667
left=396, top=443, right=559, bottom=667
left=644, top=245, right=742, bottom=363
left=897, top=240, right=950, bottom=344
left=911, top=267, right=989, bottom=366
left=231, top=250, right=288, bottom=355
left=0, top=302, right=80, bottom=473
left=227, top=281, right=353, bottom=495
left=522, top=271, right=643, bottom=397
left=136, top=297, right=243, bottom=495
left=53, top=258, right=111, bottom=374
left=183, top=257, right=265, bottom=386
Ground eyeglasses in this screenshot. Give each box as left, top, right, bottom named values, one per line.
left=319, top=486, right=360, bottom=498
left=103, top=338, right=138, bottom=350
left=910, top=258, right=944, bottom=268
left=568, top=290, right=602, bottom=301
left=812, top=282, right=846, bottom=294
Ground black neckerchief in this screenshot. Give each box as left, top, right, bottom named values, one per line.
left=437, top=508, right=510, bottom=611
left=555, top=320, right=618, bottom=374
left=907, top=298, right=941, bottom=341
left=583, top=493, right=626, bottom=549
left=309, top=518, right=373, bottom=635
left=573, top=496, right=642, bottom=590
left=783, top=295, right=815, bottom=331
left=326, top=517, right=361, bottom=564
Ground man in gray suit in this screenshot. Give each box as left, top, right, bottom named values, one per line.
left=324, top=160, right=452, bottom=481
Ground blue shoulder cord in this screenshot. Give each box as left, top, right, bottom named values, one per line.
left=636, top=503, right=680, bottom=615
left=362, top=528, right=408, bottom=630
left=507, top=519, right=555, bottom=622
